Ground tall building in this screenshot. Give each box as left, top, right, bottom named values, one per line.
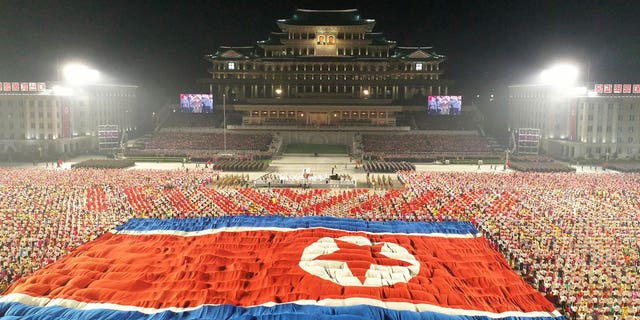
left=508, top=83, right=640, bottom=160
left=204, top=8, right=450, bottom=128
left=0, top=81, right=137, bottom=159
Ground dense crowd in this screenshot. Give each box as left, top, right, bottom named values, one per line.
left=1, top=167, right=639, bottom=318
left=363, top=134, right=491, bottom=153
left=146, top=132, right=273, bottom=151
left=398, top=171, right=640, bottom=319
left=212, top=159, right=269, bottom=171
left=364, top=161, right=415, bottom=173
left=362, top=134, right=494, bottom=161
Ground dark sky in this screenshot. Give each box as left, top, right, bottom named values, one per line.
left=1, top=0, right=638, bottom=99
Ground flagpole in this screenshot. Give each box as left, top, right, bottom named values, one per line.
left=223, top=93, right=226, bottom=152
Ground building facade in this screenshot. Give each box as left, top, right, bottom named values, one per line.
left=204, top=8, right=450, bottom=127
left=0, top=82, right=137, bottom=159
left=508, top=83, right=640, bottom=160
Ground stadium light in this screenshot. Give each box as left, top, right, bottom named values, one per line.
left=62, top=64, right=100, bottom=85
left=539, top=63, right=579, bottom=86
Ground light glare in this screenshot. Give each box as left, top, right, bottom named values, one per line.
left=52, top=85, right=74, bottom=96
left=63, top=64, right=100, bottom=84
left=539, top=64, right=579, bottom=86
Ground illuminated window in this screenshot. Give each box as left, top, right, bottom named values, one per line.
left=227, top=62, right=235, bottom=70
left=416, top=63, right=423, bottom=71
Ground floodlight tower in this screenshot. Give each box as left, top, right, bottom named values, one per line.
left=539, top=63, right=579, bottom=87
left=62, top=64, right=100, bottom=85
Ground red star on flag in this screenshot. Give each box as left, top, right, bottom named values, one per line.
left=315, top=239, right=412, bottom=284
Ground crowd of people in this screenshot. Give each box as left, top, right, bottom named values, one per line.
left=1, top=167, right=639, bottom=318
left=363, top=134, right=491, bottom=153
left=146, top=132, right=273, bottom=151
left=254, top=172, right=356, bottom=188
left=397, top=171, right=640, bottom=319
left=212, top=159, right=269, bottom=171
left=362, top=134, right=495, bottom=161
left=363, top=161, right=415, bottom=172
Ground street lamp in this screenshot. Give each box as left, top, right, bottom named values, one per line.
left=223, top=93, right=227, bottom=152
left=505, top=149, right=510, bottom=170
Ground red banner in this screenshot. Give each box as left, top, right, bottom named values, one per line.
left=570, top=99, right=578, bottom=141
left=595, top=84, right=603, bottom=93
left=0, top=81, right=47, bottom=91
left=61, top=99, right=71, bottom=138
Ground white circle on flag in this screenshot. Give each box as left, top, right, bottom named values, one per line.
left=298, top=236, right=420, bottom=287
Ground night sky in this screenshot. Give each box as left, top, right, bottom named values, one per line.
left=1, top=0, right=639, bottom=101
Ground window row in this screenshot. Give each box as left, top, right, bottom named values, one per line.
left=217, top=62, right=439, bottom=72
left=286, top=32, right=366, bottom=40
left=0, top=100, right=58, bottom=107
left=249, top=110, right=387, bottom=118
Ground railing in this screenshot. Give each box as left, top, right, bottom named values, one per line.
left=227, top=124, right=411, bottom=131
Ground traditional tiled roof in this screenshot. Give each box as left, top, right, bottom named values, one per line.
left=277, top=8, right=374, bottom=26
left=394, top=47, right=445, bottom=60
left=364, top=32, right=395, bottom=46
left=257, top=32, right=288, bottom=46
left=205, top=46, right=258, bottom=60
left=205, top=9, right=445, bottom=62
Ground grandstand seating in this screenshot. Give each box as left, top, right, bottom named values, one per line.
left=362, top=134, right=493, bottom=161
left=146, top=132, right=273, bottom=151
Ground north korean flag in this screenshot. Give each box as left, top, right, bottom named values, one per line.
left=0, top=216, right=564, bottom=320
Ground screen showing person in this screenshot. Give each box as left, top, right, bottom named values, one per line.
left=427, top=95, right=462, bottom=115
left=179, top=94, right=214, bottom=113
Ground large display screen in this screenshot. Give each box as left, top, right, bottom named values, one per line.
left=427, top=96, right=462, bottom=115
left=180, top=94, right=213, bottom=113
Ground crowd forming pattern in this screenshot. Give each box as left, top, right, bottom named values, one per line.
left=1, top=167, right=639, bottom=318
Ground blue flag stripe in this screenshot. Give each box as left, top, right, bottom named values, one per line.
left=0, top=301, right=564, bottom=320
left=115, top=216, right=479, bottom=235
